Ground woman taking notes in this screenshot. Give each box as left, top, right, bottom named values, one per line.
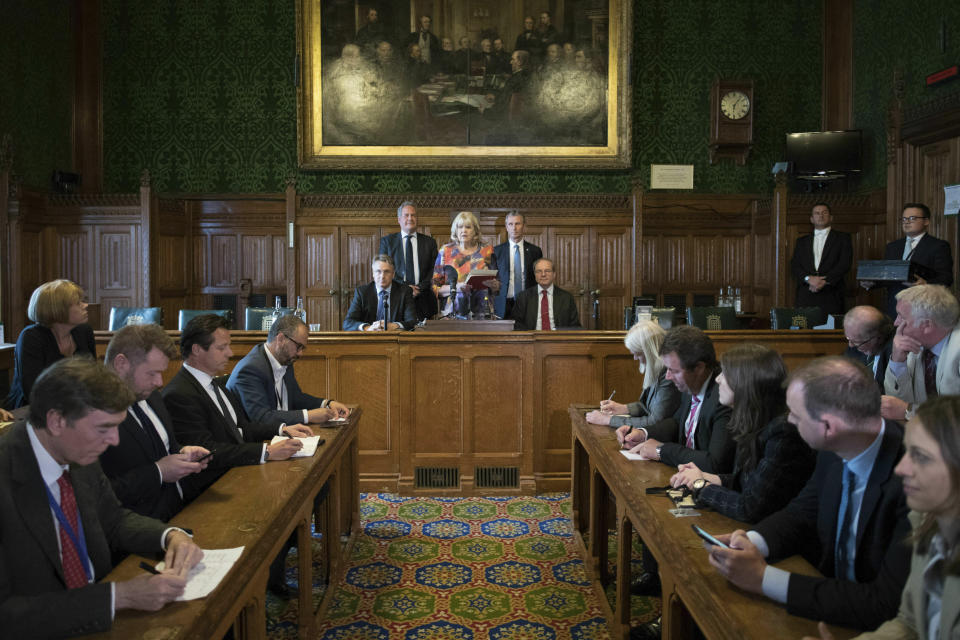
left=670, top=343, right=816, bottom=522
left=585, top=319, right=681, bottom=434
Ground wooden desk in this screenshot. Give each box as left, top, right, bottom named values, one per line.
left=89, top=409, right=361, bottom=640
left=568, top=405, right=856, bottom=640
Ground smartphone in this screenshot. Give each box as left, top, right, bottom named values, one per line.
left=691, top=524, right=729, bottom=548
left=196, top=451, right=214, bottom=463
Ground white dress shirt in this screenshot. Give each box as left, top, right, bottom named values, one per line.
left=813, top=227, right=830, bottom=270
left=264, top=343, right=309, bottom=423
left=509, top=240, right=525, bottom=299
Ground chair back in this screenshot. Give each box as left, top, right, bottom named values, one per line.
left=108, top=307, right=163, bottom=330
left=245, top=307, right=293, bottom=331
left=178, top=309, right=234, bottom=331
left=685, top=306, right=737, bottom=330
left=769, top=306, right=826, bottom=330
left=652, top=307, right=675, bottom=329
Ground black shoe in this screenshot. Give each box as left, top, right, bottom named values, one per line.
left=629, top=571, right=662, bottom=597
left=629, top=617, right=662, bottom=640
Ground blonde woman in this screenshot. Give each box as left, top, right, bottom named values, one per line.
left=432, top=211, right=500, bottom=316
left=586, top=320, right=681, bottom=432
left=5, top=279, right=95, bottom=408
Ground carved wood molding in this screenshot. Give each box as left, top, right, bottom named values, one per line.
left=901, top=89, right=960, bottom=145
left=48, top=193, right=139, bottom=207
left=298, top=193, right=631, bottom=210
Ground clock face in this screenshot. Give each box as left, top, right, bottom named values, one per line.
left=720, top=90, right=750, bottom=120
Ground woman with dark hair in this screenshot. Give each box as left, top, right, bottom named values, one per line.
left=670, top=343, right=816, bottom=522
left=810, top=394, right=960, bottom=640
left=5, top=279, right=95, bottom=408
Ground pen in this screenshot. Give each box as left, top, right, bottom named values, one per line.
left=285, top=432, right=294, bottom=439
left=606, top=390, right=616, bottom=402
left=139, top=561, right=161, bottom=575
left=317, top=439, right=326, bottom=447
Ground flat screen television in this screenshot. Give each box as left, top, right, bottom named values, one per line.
left=785, top=130, right=862, bottom=178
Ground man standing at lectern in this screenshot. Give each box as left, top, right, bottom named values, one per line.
left=790, top=202, right=852, bottom=317
left=493, top=212, right=542, bottom=320
left=380, top=201, right=439, bottom=322
left=879, top=203, right=953, bottom=319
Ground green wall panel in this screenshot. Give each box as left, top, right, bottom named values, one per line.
left=0, top=0, right=73, bottom=190
left=102, top=0, right=823, bottom=195
left=853, top=0, right=960, bottom=190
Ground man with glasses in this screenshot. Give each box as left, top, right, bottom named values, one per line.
left=877, top=203, right=953, bottom=318
left=842, top=305, right=894, bottom=392
left=227, top=314, right=350, bottom=424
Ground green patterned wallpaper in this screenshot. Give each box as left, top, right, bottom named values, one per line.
left=853, top=0, right=960, bottom=190
left=0, top=0, right=73, bottom=189
left=101, top=0, right=822, bottom=194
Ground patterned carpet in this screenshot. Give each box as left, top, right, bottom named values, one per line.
left=265, top=493, right=659, bottom=639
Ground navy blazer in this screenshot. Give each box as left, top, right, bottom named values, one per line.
left=163, top=367, right=280, bottom=498
left=379, top=231, right=439, bottom=320
left=511, top=285, right=581, bottom=330
left=844, top=338, right=892, bottom=393
left=790, top=229, right=853, bottom=315
left=883, top=234, right=954, bottom=317
left=225, top=343, right=328, bottom=426
left=492, top=240, right=543, bottom=318
left=99, top=391, right=183, bottom=521
left=342, top=281, right=418, bottom=331
left=754, top=421, right=911, bottom=629
left=0, top=421, right=168, bottom=637
left=6, top=323, right=97, bottom=409
left=645, top=372, right=735, bottom=474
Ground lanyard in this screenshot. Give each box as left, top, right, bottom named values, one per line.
left=44, top=479, right=93, bottom=584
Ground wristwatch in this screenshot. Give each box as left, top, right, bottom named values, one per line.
left=692, top=477, right=708, bottom=500
left=804, top=275, right=811, bottom=283
left=264, top=447, right=270, bottom=461
left=655, top=444, right=663, bottom=460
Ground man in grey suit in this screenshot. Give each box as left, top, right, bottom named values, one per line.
left=511, top=258, right=581, bottom=330
left=379, top=201, right=439, bottom=321
left=0, top=358, right=202, bottom=637
left=493, top=212, right=542, bottom=319
left=343, top=254, right=418, bottom=331
left=883, top=284, right=960, bottom=420
left=226, top=314, right=350, bottom=425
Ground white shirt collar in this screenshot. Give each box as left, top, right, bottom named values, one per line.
left=510, top=239, right=524, bottom=250
left=539, top=284, right=554, bottom=295
left=814, top=227, right=830, bottom=237
left=26, top=421, right=68, bottom=486
left=263, top=342, right=287, bottom=382
left=403, top=231, right=417, bottom=240
left=182, top=361, right=215, bottom=389
left=907, top=232, right=926, bottom=243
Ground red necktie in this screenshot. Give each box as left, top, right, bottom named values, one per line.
left=923, top=349, right=938, bottom=397
left=684, top=395, right=701, bottom=449
left=57, top=473, right=88, bottom=588
left=540, top=289, right=551, bottom=330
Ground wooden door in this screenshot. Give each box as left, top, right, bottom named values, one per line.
left=916, top=137, right=960, bottom=286
left=548, top=226, right=591, bottom=326
left=591, top=226, right=632, bottom=330
left=299, top=226, right=340, bottom=330
left=340, top=227, right=381, bottom=320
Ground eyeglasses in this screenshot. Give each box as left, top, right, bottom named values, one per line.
left=283, top=333, right=306, bottom=352
left=845, top=335, right=875, bottom=349
left=901, top=216, right=928, bottom=223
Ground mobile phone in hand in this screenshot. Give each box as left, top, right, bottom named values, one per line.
left=691, top=524, right=729, bottom=548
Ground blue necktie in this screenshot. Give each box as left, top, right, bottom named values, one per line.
left=835, top=465, right=856, bottom=580
left=513, top=244, right=522, bottom=297
left=377, top=290, right=388, bottom=323
left=404, top=235, right=416, bottom=285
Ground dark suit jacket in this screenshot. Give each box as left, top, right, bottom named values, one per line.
left=405, top=31, right=440, bottom=57
left=343, top=281, right=417, bottom=331
left=225, top=343, right=328, bottom=426
left=6, top=323, right=97, bottom=409
left=646, top=372, right=735, bottom=474
left=492, top=240, right=543, bottom=318
left=379, top=231, right=439, bottom=320
left=0, top=421, right=168, bottom=638
left=163, top=367, right=280, bottom=498
left=754, top=421, right=911, bottom=629
left=844, top=338, right=893, bottom=393
left=99, top=391, right=183, bottom=521
left=883, top=234, right=954, bottom=317
left=790, top=229, right=853, bottom=315
left=511, top=285, right=581, bottom=330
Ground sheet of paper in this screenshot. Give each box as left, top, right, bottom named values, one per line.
left=269, top=434, right=320, bottom=457
left=155, top=546, right=244, bottom=600
left=620, top=449, right=653, bottom=461
left=327, top=417, right=347, bottom=423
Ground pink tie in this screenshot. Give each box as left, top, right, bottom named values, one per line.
left=684, top=395, right=701, bottom=449
left=57, top=473, right=88, bottom=589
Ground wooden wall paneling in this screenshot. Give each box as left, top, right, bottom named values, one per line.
left=591, top=226, right=632, bottom=330
left=340, top=227, right=381, bottom=320
left=471, top=354, right=523, bottom=454
left=918, top=137, right=960, bottom=287
left=55, top=226, right=94, bottom=299
left=299, top=226, right=340, bottom=330
left=821, top=0, right=853, bottom=131
left=94, top=225, right=138, bottom=328
left=72, top=0, right=103, bottom=192
left=548, top=226, right=590, bottom=325
left=209, top=234, right=239, bottom=289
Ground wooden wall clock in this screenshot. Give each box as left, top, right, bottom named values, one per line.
left=709, top=79, right=754, bottom=165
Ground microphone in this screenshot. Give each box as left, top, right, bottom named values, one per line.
left=443, top=265, right=459, bottom=315
left=383, top=297, right=390, bottom=330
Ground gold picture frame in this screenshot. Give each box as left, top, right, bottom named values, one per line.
left=297, top=0, right=632, bottom=170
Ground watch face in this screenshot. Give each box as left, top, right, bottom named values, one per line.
left=692, top=478, right=706, bottom=490
left=720, top=90, right=750, bottom=120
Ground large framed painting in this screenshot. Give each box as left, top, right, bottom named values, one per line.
left=297, top=0, right=632, bottom=170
